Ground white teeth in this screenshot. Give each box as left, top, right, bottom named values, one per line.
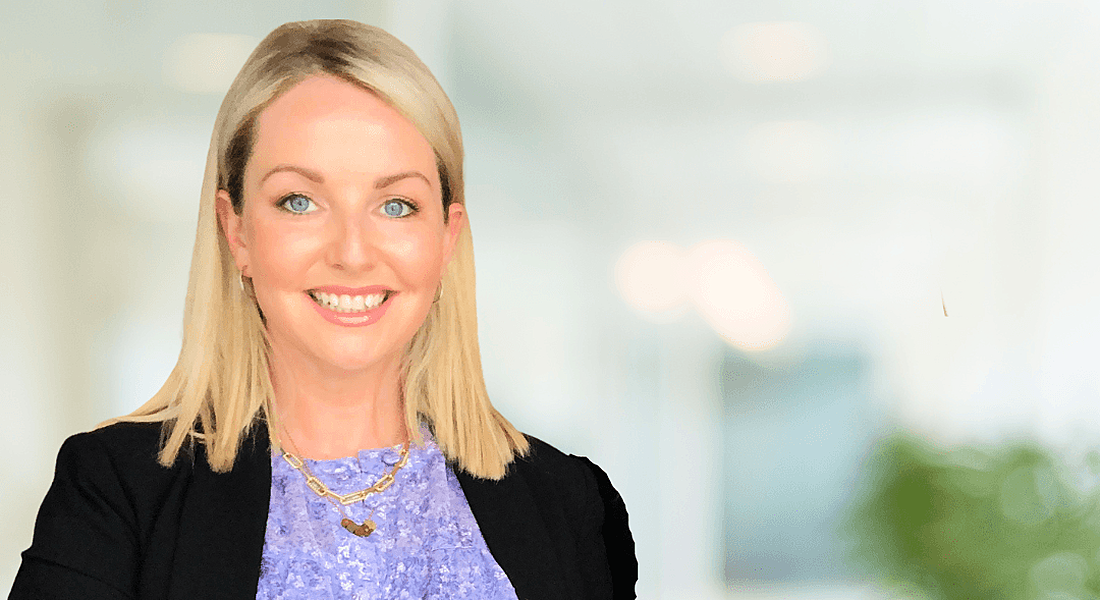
left=364, top=293, right=385, bottom=309
left=310, top=291, right=387, bottom=313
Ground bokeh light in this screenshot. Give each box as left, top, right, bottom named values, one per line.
left=687, top=240, right=791, bottom=351
left=614, top=241, right=689, bottom=321
left=615, top=240, right=791, bottom=349
left=721, top=22, right=829, bottom=82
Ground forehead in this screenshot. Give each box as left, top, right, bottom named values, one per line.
left=248, top=75, right=438, bottom=183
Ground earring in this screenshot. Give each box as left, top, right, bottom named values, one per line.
left=433, top=280, right=444, bottom=304
left=239, top=273, right=249, bottom=293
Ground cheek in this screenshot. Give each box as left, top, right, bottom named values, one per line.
left=386, top=232, right=448, bottom=284
left=247, top=221, right=322, bottom=283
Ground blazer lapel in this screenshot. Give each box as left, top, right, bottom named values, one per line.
left=456, top=466, right=570, bottom=600
left=169, top=427, right=272, bottom=600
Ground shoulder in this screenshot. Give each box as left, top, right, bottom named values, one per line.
left=488, top=436, right=603, bottom=533
left=454, top=435, right=638, bottom=598
left=62, top=420, right=165, bottom=458
left=44, top=421, right=196, bottom=531
left=55, top=421, right=182, bottom=485
left=12, top=422, right=182, bottom=598
left=456, top=434, right=600, bottom=524
left=511, top=435, right=639, bottom=598
left=509, top=436, right=627, bottom=524
left=504, top=434, right=628, bottom=522
left=512, top=435, right=597, bottom=489
left=40, top=420, right=209, bottom=553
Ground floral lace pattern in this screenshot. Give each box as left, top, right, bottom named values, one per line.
left=256, top=432, right=518, bottom=600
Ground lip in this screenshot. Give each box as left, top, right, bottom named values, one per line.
left=306, top=286, right=395, bottom=328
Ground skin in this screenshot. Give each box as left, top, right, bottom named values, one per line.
left=216, top=75, right=466, bottom=458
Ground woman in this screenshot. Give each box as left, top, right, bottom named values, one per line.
left=11, top=19, right=636, bottom=600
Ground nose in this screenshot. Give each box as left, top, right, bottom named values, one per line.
left=325, top=208, right=379, bottom=272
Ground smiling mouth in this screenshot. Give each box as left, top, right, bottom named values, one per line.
left=308, top=290, right=392, bottom=313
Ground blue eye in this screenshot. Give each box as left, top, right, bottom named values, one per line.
left=382, top=199, right=415, bottom=218
left=278, top=193, right=316, bottom=214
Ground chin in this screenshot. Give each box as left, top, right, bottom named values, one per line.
left=317, top=339, right=403, bottom=374
left=328, top=357, right=391, bottom=374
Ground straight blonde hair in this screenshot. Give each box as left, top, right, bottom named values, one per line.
left=113, top=19, right=527, bottom=479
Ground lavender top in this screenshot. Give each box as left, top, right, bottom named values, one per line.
left=255, top=431, right=518, bottom=600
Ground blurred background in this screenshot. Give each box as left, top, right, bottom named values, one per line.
left=5, top=0, right=1100, bottom=598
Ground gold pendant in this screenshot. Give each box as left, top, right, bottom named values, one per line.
left=341, top=517, right=376, bottom=537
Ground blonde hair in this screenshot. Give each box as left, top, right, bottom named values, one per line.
left=113, top=19, right=527, bottom=479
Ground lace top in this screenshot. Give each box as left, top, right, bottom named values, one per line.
left=256, top=431, right=519, bottom=600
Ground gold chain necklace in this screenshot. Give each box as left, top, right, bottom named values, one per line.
left=281, top=439, right=410, bottom=537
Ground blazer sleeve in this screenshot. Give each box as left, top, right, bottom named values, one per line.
left=575, top=456, right=638, bottom=600
left=10, top=431, right=143, bottom=600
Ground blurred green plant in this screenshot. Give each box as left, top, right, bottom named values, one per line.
left=846, top=434, right=1100, bottom=600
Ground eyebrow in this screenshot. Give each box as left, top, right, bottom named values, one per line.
left=374, top=171, right=431, bottom=189
left=259, top=165, right=324, bottom=185
left=258, top=166, right=431, bottom=190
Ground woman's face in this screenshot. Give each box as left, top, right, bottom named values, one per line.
left=217, top=75, right=464, bottom=376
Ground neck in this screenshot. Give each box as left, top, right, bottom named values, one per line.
left=269, top=351, right=408, bottom=460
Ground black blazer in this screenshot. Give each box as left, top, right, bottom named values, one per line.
left=10, top=422, right=637, bottom=600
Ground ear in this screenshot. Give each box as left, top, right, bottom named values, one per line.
left=215, top=190, right=251, bottom=277
left=442, top=202, right=466, bottom=265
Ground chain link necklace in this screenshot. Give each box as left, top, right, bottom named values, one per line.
left=281, top=439, right=411, bottom=537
